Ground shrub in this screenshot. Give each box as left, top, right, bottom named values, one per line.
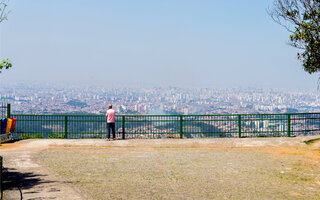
left=19, top=134, right=44, bottom=139
left=48, top=133, right=64, bottom=139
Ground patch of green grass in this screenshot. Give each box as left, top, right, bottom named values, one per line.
left=19, top=134, right=44, bottom=139
left=304, top=137, right=320, bottom=145
left=48, top=133, right=65, bottom=139
left=87, top=135, right=103, bottom=139
left=257, top=134, right=268, bottom=137
left=276, top=172, right=312, bottom=183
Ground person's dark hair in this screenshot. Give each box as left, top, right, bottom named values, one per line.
left=108, top=104, right=112, bottom=109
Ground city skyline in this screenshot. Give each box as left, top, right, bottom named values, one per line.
left=2, top=82, right=320, bottom=115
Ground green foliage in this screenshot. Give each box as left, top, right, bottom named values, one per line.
left=88, top=135, right=103, bottom=138
left=269, top=0, right=320, bottom=74
left=48, top=133, right=65, bottom=139
left=0, top=1, right=11, bottom=73
left=0, top=0, right=9, bottom=23
left=19, top=134, right=44, bottom=139
left=257, top=134, right=268, bottom=137
left=0, top=59, right=12, bottom=73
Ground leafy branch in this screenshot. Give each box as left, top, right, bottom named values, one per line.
left=0, top=0, right=11, bottom=73
left=268, top=0, right=320, bottom=74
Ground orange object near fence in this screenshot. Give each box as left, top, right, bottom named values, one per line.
left=6, top=118, right=12, bottom=133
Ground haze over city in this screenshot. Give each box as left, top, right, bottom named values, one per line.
left=0, top=0, right=319, bottom=89
left=2, top=1, right=320, bottom=200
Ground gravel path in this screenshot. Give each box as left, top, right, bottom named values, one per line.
left=1, top=136, right=320, bottom=200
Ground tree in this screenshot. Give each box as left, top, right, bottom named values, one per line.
left=269, top=0, right=320, bottom=74
left=0, top=0, right=11, bottom=73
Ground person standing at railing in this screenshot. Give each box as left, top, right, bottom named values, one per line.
left=106, top=104, right=116, bottom=140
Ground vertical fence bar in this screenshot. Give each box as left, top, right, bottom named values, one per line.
left=7, top=103, right=10, bottom=118
left=122, top=116, right=125, bottom=139
left=64, top=115, right=68, bottom=139
left=180, top=115, right=183, bottom=139
left=238, top=115, right=242, bottom=138
left=287, top=114, right=291, bottom=137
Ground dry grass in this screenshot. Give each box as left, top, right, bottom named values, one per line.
left=37, top=146, right=320, bottom=200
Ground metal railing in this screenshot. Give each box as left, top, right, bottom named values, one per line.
left=9, top=113, right=320, bottom=139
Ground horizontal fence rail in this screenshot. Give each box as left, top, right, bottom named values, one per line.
left=8, top=113, right=320, bottom=139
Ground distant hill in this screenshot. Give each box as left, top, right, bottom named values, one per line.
left=66, top=100, right=88, bottom=108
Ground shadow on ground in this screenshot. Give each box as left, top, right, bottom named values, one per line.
left=2, top=167, right=56, bottom=191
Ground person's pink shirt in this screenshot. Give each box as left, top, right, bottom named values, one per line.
left=106, top=109, right=115, bottom=123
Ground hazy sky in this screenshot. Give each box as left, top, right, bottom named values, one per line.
left=0, top=0, right=319, bottom=89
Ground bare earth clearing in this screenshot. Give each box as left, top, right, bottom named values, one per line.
left=1, top=137, right=320, bottom=200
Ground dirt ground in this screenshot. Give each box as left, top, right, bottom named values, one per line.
left=1, top=136, right=320, bottom=200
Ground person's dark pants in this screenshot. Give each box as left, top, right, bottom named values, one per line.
left=107, top=122, right=115, bottom=139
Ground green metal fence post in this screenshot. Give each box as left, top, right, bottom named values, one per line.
left=7, top=103, right=10, bottom=118
left=64, top=116, right=68, bottom=139
left=287, top=114, right=291, bottom=137
left=238, top=115, right=242, bottom=138
left=180, top=115, right=183, bottom=139
left=122, top=116, right=125, bottom=140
